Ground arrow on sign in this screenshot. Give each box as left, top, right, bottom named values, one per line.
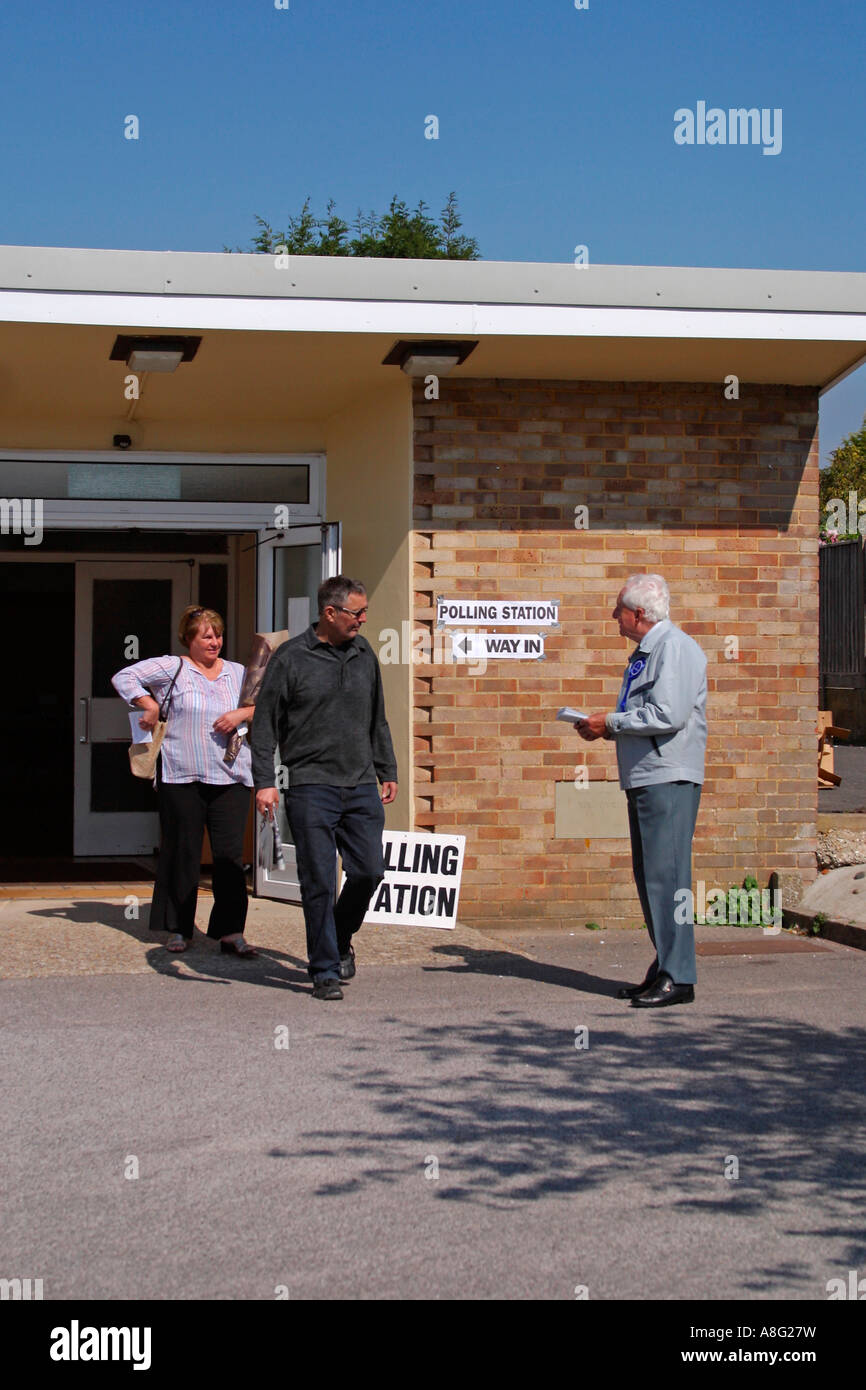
left=450, top=632, right=547, bottom=661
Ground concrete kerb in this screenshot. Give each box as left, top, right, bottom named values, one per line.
left=783, top=909, right=866, bottom=951
left=783, top=854, right=866, bottom=952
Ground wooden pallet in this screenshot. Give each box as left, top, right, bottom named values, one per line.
left=818, top=711, right=850, bottom=787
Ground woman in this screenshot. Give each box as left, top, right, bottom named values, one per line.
left=112, top=606, right=258, bottom=956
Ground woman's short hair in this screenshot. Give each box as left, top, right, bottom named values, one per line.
left=621, top=574, right=670, bottom=623
left=178, top=605, right=225, bottom=648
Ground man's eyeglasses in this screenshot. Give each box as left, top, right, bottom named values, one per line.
left=333, top=605, right=368, bottom=617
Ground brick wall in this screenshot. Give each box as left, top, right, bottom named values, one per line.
left=412, top=378, right=819, bottom=930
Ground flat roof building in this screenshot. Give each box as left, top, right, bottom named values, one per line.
left=2, top=245, right=864, bottom=923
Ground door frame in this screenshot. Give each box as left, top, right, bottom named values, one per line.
left=72, top=560, right=193, bottom=856
left=254, top=523, right=342, bottom=903
left=0, top=448, right=327, bottom=861
left=0, top=545, right=234, bottom=860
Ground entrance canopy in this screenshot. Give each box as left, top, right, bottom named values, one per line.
left=0, top=247, right=865, bottom=399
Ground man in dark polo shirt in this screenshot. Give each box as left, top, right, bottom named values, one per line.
left=252, top=577, right=398, bottom=1000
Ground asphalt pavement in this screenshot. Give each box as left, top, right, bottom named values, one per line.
left=819, top=743, right=866, bottom=813
left=2, top=923, right=864, bottom=1301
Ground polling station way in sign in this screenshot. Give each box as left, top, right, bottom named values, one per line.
left=451, top=631, right=547, bottom=661
left=436, top=598, right=561, bottom=627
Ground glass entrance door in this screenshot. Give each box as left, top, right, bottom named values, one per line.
left=255, top=524, right=341, bottom=903
left=73, top=561, right=192, bottom=855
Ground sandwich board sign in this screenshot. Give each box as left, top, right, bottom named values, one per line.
left=348, top=831, right=466, bottom=929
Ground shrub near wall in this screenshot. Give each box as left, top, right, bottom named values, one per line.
left=412, top=378, right=819, bottom=930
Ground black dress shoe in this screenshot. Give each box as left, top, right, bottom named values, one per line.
left=312, top=979, right=343, bottom=1001
left=338, top=945, right=356, bottom=981
left=617, top=972, right=658, bottom=1000
left=630, top=974, right=695, bottom=1008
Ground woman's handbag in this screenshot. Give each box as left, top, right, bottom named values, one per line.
left=128, top=658, right=183, bottom=780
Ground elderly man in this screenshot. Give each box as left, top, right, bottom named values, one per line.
left=577, top=574, right=707, bottom=1008
left=252, top=576, right=398, bottom=1001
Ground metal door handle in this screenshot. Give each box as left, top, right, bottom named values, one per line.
left=79, top=697, right=90, bottom=744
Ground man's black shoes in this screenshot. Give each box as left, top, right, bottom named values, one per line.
left=630, top=974, right=695, bottom=1008
left=617, top=973, right=658, bottom=1000
left=311, top=946, right=355, bottom=997
left=312, top=978, right=343, bottom=1001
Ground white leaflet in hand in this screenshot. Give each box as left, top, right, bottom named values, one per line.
left=556, top=706, right=588, bottom=723
left=130, top=712, right=152, bottom=743
left=272, top=818, right=286, bottom=871
left=258, top=811, right=286, bottom=871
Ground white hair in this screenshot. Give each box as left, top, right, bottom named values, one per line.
left=620, top=573, right=670, bottom=623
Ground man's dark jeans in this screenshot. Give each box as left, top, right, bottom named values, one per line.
left=286, top=783, right=385, bottom=982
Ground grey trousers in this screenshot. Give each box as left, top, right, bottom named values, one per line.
left=626, top=780, right=702, bottom=986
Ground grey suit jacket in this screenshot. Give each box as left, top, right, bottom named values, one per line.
left=606, top=619, right=707, bottom=790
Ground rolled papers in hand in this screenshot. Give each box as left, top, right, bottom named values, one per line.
left=556, top=706, right=588, bottom=723
left=272, top=817, right=286, bottom=871
left=258, top=808, right=286, bottom=871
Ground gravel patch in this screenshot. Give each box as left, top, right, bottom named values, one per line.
left=816, top=828, right=866, bottom=869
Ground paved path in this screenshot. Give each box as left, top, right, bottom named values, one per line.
left=0, top=893, right=521, bottom=977
left=1, top=906, right=863, bottom=1301
left=820, top=743, right=866, bottom=813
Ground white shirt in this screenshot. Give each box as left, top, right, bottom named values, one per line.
left=112, top=655, right=253, bottom=787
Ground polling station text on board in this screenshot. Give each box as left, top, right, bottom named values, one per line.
left=354, top=832, right=466, bottom=929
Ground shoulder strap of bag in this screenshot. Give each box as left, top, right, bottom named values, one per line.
left=158, top=658, right=184, bottom=721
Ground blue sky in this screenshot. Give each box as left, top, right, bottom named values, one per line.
left=1, top=0, right=864, bottom=458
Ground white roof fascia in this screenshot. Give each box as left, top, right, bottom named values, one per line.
left=1, top=289, right=866, bottom=345
left=3, top=246, right=866, bottom=314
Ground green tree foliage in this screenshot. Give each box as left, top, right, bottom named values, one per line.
left=229, top=192, right=479, bottom=259
left=820, top=414, right=866, bottom=533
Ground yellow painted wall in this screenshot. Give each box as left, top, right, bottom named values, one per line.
left=0, top=416, right=325, bottom=453
left=325, top=379, right=414, bottom=829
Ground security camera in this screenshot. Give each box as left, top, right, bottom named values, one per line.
left=113, top=434, right=132, bottom=449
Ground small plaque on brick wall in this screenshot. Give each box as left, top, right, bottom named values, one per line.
left=555, top=782, right=630, bottom=839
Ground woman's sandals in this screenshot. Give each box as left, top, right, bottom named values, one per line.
left=220, top=938, right=258, bottom=958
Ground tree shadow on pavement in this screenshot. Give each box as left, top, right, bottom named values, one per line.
left=291, top=1008, right=866, bottom=1287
